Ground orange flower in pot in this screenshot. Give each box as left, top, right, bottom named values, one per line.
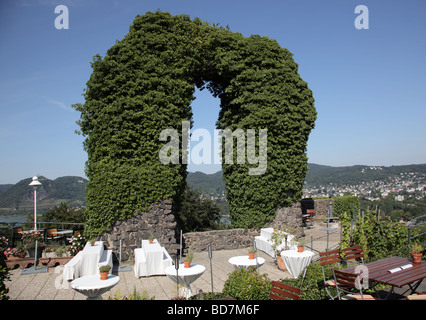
left=184, top=252, right=194, bottom=268
left=411, top=243, right=423, bottom=264
left=99, top=265, right=111, bottom=280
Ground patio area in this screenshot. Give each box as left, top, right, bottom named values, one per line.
left=5, top=247, right=292, bottom=300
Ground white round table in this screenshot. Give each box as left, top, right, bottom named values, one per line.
left=71, top=274, right=120, bottom=300
left=228, top=256, right=265, bottom=269
left=165, top=263, right=206, bottom=299
left=280, top=250, right=314, bottom=278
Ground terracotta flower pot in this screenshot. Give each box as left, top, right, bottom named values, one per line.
left=412, top=253, right=422, bottom=264
left=248, top=252, right=255, bottom=260
left=100, top=272, right=109, bottom=280
left=91, top=241, right=95, bottom=246
left=277, top=256, right=287, bottom=271
left=297, top=246, right=304, bottom=253
left=184, top=261, right=191, bottom=268
left=149, top=240, right=153, bottom=244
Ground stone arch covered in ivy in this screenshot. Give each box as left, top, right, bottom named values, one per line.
left=74, top=11, right=316, bottom=237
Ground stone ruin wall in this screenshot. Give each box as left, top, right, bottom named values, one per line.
left=100, top=199, right=330, bottom=261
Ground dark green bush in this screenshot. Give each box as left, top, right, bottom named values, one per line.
left=0, top=266, right=10, bottom=300
left=222, top=267, right=272, bottom=300
left=281, top=262, right=331, bottom=300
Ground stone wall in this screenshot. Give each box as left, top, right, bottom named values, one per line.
left=313, top=199, right=330, bottom=219
left=100, top=199, right=180, bottom=261
left=271, top=201, right=304, bottom=235
left=182, top=229, right=259, bottom=253
left=100, top=198, right=330, bottom=259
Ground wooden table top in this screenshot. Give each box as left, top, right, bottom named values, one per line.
left=343, top=256, right=426, bottom=288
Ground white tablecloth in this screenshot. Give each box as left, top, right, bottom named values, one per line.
left=255, top=229, right=296, bottom=257
left=63, top=251, right=83, bottom=281
left=165, top=263, right=206, bottom=298
left=71, top=274, right=120, bottom=300
left=260, top=228, right=274, bottom=239
left=80, top=241, right=104, bottom=277
left=281, top=250, right=314, bottom=278
left=141, top=240, right=164, bottom=276
left=228, top=256, right=265, bottom=269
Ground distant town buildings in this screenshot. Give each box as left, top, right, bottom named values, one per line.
left=303, top=168, right=425, bottom=200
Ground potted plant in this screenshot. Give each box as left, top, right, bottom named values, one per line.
left=42, top=245, right=56, bottom=258
left=271, top=229, right=287, bottom=270
left=411, top=243, right=423, bottom=263
left=69, top=234, right=85, bottom=255
left=0, top=235, right=8, bottom=248
left=296, top=238, right=305, bottom=253
left=3, top=245, right=26, bottom=260
left=21, top=230, right=45, bottom=258
left=99, top=265, right=111, bottom=280
left=184, top=252, right=194, bottom=268
left=248, top=247, right=255, bottom=260
left=149, top=235, right=155, bottom=244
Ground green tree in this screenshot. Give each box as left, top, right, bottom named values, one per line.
left=175, top=186, right=221, bottom=233
left=42, top=202, right=86, bottom=225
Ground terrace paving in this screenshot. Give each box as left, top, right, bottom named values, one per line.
left=5, top=248, right=291, bottom=300
left=5, top=224, right=341, bottom=300
left=12, top=223, right=425, bottom=300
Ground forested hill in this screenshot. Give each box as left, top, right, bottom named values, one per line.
left=187, top=163, right=426, bottom=194
left=304, top=163, right=426, bottom=187
left=0, top=176, right=87, bottom=216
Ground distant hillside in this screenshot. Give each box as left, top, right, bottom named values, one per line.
left=187, top=171, right=226, bottom=195
left=186, top=163, right=426, bottom=194
left=304, top=163, right=426, bottom=187
left=0, top=176, right=87, bottom=218
left=1, top=163, right=424, bottom=219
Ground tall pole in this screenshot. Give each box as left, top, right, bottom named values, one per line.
left=23, top=176, right=47, bottom=274
left=34, top=187, right=37, bottom=231
left=29, top=176, right=42, bottom=231
left=208, top=244, right=214, bottom=299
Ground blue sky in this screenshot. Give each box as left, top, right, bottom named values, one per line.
left=0, top=0, right=425, bottom=184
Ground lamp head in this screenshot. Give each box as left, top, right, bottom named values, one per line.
left=29, top=176, right=42, bottom=190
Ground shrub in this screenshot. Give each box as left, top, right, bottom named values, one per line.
left=280, top=262, right=330, bottom=300
left=0, top=266, right=9, bottom=300
left=333, top=196, right=359, bottom=219
left=349, top=210, right=410, bottom=261
left=222, top=267, right=271, bottom=300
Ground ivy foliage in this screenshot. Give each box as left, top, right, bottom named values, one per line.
left=333, top=196, right=360, bottom=219
left=73, top=11, right=316, bottom=236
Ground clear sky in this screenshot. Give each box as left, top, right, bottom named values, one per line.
left=0, top=0, right=425, bottom=184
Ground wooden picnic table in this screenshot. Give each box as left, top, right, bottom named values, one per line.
left=342, top=256, right=426, bottom=299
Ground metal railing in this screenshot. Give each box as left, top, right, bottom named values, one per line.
left=408, top=214, right=426, bottom=245
left=304, top=222, right=342, bottom=260
left=0, top=221, right=85, bottom=243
